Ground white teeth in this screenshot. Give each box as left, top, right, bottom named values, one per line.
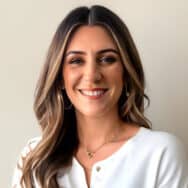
left=81, top=90, right=105, bottom=96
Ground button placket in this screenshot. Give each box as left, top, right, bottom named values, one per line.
left=96, top=166, right=101, bottom=172
left=95, top=164, right=104, bottom=181
left=89, top=164, right=102, bottom=188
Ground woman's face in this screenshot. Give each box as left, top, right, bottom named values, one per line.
left=63, top=25, right=124, bottom=118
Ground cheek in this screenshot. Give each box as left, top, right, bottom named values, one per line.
left=109, top=64, right=124, bottom=83
left=63, top=69, right=80, bottom=90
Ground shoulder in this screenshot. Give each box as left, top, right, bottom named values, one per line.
left=136, top=128, right=188, bottom=187
left=12, top=136, right=41, bottom=187
left=17, top=136, right=41, bottom=166
left=135, top=127, right=188, bottom=165
left=138, top=127, right=187, bottom=153
left=21, top=136, right=41, bottom=156
left=139, top=128, right=188, bottom=172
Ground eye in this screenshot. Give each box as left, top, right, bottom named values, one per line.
left=69, top=58, right=83, bottom=64
left=98, top=56, right=117, bottom=64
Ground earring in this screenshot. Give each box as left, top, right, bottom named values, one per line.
left=125, top=85, right=129, bottom=97
left=64, top=101, right=73, bottom=110
left=61, top=88, right=73, bottom=110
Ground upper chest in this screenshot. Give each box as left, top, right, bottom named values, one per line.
left=57, top=141, right=162, bottom=188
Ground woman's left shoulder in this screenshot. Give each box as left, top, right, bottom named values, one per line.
left=135, top=127, right=188, bottom=187
left=140, top=127, right=188, bottom=159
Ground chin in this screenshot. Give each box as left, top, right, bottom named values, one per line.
left=76, top=106, right=113, bottom=118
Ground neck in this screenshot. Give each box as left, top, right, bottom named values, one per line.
left=76, top=111, right=124, bottom=150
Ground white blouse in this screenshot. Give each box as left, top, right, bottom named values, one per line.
left=12, top=127, right=188, bottom=188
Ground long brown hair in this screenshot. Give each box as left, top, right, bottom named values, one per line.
left=20, top=5, right=151, bottom=188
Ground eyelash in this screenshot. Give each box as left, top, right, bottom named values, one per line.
left=69, top=58, right=82, bottom=64
left=68, top=56, right=117, bottom=65
left=98, top=56, right=117, bottom=64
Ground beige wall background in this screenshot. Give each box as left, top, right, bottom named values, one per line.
left=0, top=0, right=187, bottom=187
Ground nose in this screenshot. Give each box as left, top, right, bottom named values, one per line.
left=83, top=60, right=102, bottom=83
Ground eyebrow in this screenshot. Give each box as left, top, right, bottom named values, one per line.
left=65, top=48, right=119, bottom=57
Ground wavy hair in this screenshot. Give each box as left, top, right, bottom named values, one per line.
left=20, top=5, right=151, bottom=188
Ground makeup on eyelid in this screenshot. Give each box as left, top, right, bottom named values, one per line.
left=65, top=51, right=120, bottom=65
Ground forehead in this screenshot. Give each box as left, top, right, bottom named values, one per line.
left=66, top=25, right=118, bottom=51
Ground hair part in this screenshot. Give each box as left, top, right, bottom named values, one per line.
left=20, top=5, right=151, bottom=188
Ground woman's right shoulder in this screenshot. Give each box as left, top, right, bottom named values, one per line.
left=19, top=136, right=41, bottom=159
left=12, top=137, right=42, bottom=187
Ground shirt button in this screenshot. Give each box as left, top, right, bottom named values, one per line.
left=96, top=166, right=101, bottom=172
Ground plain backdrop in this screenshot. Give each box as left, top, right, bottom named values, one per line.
left=0, top=0, right=187, bottom=187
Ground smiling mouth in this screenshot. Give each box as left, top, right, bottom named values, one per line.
left=78, top=89, right=108, bottom=98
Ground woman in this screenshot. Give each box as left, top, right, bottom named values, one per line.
left=12, top=5, right=188, bottom=188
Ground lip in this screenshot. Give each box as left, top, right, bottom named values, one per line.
left=79, top=88, right=108, bottom=91
left=78, top=88, right=108, bottom=99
